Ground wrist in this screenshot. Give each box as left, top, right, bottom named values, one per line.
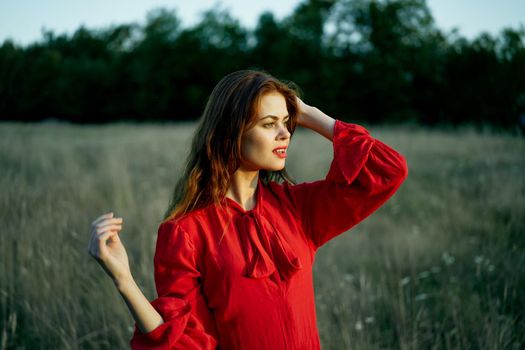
left=302, top=106, right=331, bottom=127
left=298, top=105, right=315, bottom=127
left=298, top=105, right=335, bottom=140
left=302, top=104, right=316, bottom=119
left=114, top=274, right=136, bottom=293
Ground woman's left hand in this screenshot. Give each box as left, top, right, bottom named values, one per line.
left=295, top=96, right=311, bottom=127
left=294, top=96, right=335, bottom=140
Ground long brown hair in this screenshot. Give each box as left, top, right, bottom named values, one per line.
left=163, top=69, right=300, bottom=222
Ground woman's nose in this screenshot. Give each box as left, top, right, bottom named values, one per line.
left=277, top=124, right=291, bottom=140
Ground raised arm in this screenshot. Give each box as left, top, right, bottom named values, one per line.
left=129, top=221, right=218, bottom=349
left=87, top=212, right=164, bottom=333
left=87, top=213, right=218, bottom=349
left=285, top=102, right=409, bottom=250
left=296, top=97, right=335, bottom=141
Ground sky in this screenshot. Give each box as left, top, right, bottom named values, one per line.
left=1, top=0, right=524, bottom=46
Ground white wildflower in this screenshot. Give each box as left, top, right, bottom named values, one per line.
left=415, top=293, right=429, bottom=302
left=343, top=273, right=355, bottom=283
left=442, top=252, right=455, bottom=265
left=399, top=276, right=411, bottom=287
left=418, top=271, right=430, bottom=279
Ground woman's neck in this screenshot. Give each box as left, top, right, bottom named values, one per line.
left=226, top=169, right=259, bottom=211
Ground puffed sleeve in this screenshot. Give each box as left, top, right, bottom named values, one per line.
left=286, top=119, right=408, bottom=250
left=130, top=221, right=218, bottom=349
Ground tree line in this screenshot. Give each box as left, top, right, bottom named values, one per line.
left=1, top=0, right=524, bottom=129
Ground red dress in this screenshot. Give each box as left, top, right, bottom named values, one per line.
left=130, top=120, right=408, bottom=349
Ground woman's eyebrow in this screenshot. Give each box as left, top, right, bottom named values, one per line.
left=259, top=114, right=290, bottom=121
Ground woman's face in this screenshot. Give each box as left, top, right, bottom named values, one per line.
left=239, top=92, right=291, bottom=172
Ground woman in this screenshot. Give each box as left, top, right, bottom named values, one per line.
left=87, top=69, right=408, bottom=349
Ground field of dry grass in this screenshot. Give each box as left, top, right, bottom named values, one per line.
left=0, top=121, right=523, bottom=349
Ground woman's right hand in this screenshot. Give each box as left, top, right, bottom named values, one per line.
left=88, top=212, right=132, bottom=285
left=88, top=213, right=166, bottom=334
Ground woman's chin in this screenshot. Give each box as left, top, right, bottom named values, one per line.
left=255, top=160, right=286, bottom=172
left=269, top=162, right=286, bottom=171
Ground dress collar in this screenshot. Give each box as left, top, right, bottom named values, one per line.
left=222, top=176, right=262, bottom=214
left=220, top=177, right=302, bottom=282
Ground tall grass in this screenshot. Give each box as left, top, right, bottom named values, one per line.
left=0, top=122, right=523, bottom=349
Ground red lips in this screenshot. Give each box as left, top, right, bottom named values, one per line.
left=272, top=146, right=287, bottom=152
left=273, top=146, right=287, bottom=159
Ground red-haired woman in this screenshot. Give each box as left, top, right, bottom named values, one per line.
left=87, top=69, right=408, bottom=349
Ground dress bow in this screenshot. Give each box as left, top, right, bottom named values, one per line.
left=241, top=211, right=302, bottom=281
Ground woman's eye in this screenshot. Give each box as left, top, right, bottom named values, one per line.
left=263, top=119, right=289, bottom=128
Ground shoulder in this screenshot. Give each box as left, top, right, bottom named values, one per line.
left=266, top=178, right=313, bottom=197
left=266, top=179, right=291, bottom=198
left=158, top=208, right=211, bottom=251
left=156, top=219, right=192, bottom=248
left=265, top=180, right=302, bottom=211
